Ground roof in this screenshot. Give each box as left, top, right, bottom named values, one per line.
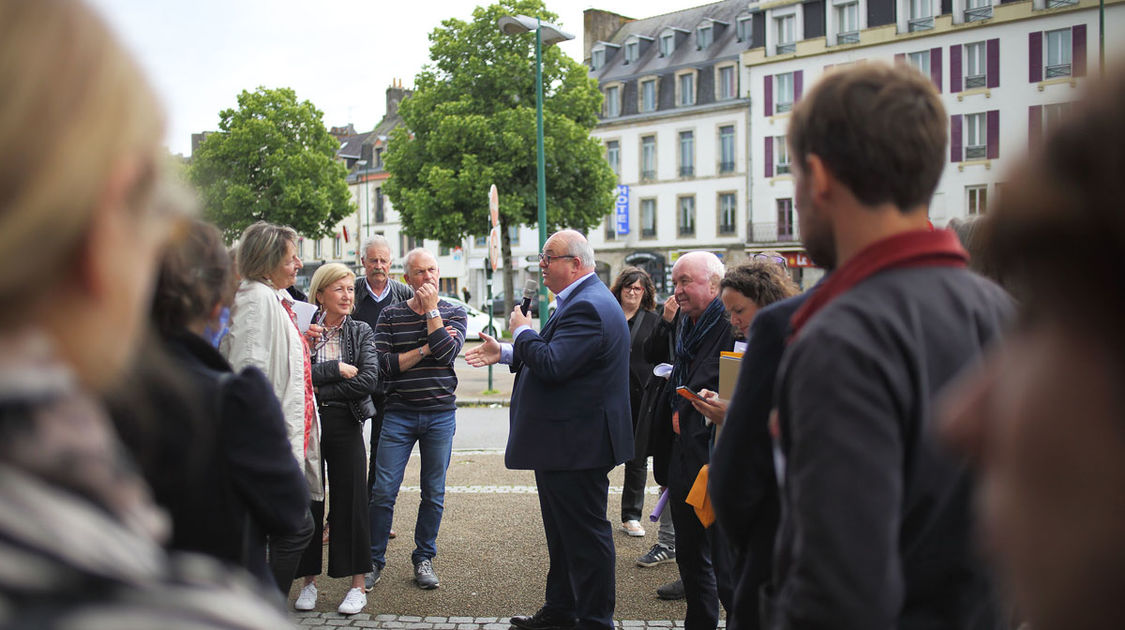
left=591, top=0, right=755, bottom=82
left=336, top=131, right=374, bottom=160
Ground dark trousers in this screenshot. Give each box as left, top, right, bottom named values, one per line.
left=536, top=468, right=616, bottom=630
left=620, top=454, right=648, bottom=522
left=297, top=406, right=372, bottom=578
left=367, top=392, right=386, bottom=493
left=268, top=508, right=314, bottom=598
left=671, top=483, right=734, bottom=630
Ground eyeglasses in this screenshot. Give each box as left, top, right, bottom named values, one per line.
left=753, top=253, right=788, bottom=266
left=538, top=253, right=577, bottom=265
left=622, top=286, right=645, bottom=294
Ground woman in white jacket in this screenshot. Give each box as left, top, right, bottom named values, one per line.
left=222, top=220, right=320, bottom=604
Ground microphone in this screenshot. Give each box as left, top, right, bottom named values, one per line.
left=521, top=280, right=538, bottom=316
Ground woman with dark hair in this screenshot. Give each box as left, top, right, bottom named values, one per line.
left=610, top=268, right=664, bottom=538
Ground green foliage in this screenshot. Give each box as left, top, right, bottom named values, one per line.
left=383, top=0, right=616, bottom=247
left=189, top=87, right=353, bottom=242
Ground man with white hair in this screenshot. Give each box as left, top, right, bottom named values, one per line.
left=646, top=251, right=733, bottom=630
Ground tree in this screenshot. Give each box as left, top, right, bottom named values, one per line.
left=190, top=87, right=353, bottom=242
left=383, top=0, right=616, bottom=319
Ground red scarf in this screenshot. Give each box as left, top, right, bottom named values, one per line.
left=789, top=229, right=968, bottom=340
left=281, top=298, right=316, bottom=456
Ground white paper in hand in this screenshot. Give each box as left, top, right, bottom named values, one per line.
left=289, top=300, right=319, bottom=333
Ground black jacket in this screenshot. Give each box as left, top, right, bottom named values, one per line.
left=310, top=316, right=379, bottom=422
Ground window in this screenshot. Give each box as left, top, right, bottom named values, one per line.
left=625, top=40, right=639, bottom=64
left=836, top=1, right=859, bottom=43
left=605, top=85, right=620, bottom=118
left=965, top=112, right=986, bottom=159
left=315, top=239, right=323, bottom=259
left=777, top=199, right=795, bottom=240
left=678, top=72, right=695, bottom=106
left=1045, top=28, right=1072, bottom=78
left=297, top=238, right=305, bottom=258
left=775, top=136, right=791, bottom=174
left=698, top=24, right=713, bottom=49
left=606, top=140, right=620, bottom=176
left=776, top=72, right=795, bottom=112
left=474, top=234, right=487, bottom=247
left=591, top=48, right=605, bottom=70
left=678, top=196, right=696, bottom=236
left=641, top=79, right=657, bottom=112
left=400, top=234, right=417, bottom=255
left=909, top=50, right=931, bottom=76
left=776, top=15, right=796, bottom=53
left=641, top=199, right=657, bottom=238
left=439, top=244, right=450, bottom=256
left=965, top=0, right=992, bottom=22
left=660, top=33, right=675, bottom=56
left=1043, top=102, right=1071, bottom=132
left=604, top=214, right=617, bottom=241
left=641, top=136, right=656, bottom=180
left=508, top=225, right=520, bottom=247
left=679, top=131, right=694, bottom=177
left=718, top=65, right=737, bottom=100
left=333, top=236, right=342, bottom=258
left=737, top=15, right=753, bottom=42
left=909, top=0, right=934, bottom=31
left=965, top=42, right=986, bottom=88
left=966, top=185, right=988, bottom=215
left=719, top=126, right=736, bottom=173
left=719, top=193, right=737, bottom=234
left=375, top=147, right=384, bottom=168
left=375, top=188, right=384, bottom=223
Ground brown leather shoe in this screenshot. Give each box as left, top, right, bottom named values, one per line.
left=510, top=608, right=576, bottom=630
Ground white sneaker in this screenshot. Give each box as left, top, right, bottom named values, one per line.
left=337, top=587, right=367, bottom=615
left=294, top=582, right=317, bottom=611
left=621, top=519, right=646, bottom=537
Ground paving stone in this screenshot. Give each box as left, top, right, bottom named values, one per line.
left=647, top=622, right=674, bottom=627
left=474, top=618, right=499, bottom=624
left=404, top=623, right=433, bottom=629
left=424, top=617, right=447, bottom=623
left=375, top=614, right=399, bottom=621
left=400, top=617, right=423, bottom=623
left=622, top=621, right=645, bottom=627
left=458, top=624, right=480, bottom=629
left=352, top=622, right=382, bottom=628
left=484, top=624, right=511, bottom=630
left=448, top=617, right=475, bottom=624
left=382, top=622, right=406, bottom=629
left=433, top=624, right=456, bottom=629
left=327, top=620, right=356, bottom=626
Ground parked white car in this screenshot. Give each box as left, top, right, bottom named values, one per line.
left=441, top=296, right=496, bottom=341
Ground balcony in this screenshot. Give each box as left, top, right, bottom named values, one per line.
left=749, top=221, right=801, bottom=243
left=679, top=166, right=695, bottom=177
left=641, top=169, right=656, bottom=181
left=837, top=30, right=860, bottom=44
left=1046, top=0, right=1077, bottom=7
left=1045, top=63, right=1072, bottom=78
left=719, top=161, right=736, bottom=174
left=776, top=42, right=796, bottom=54
left=965, top=73, right=987, bottom=89
left=679, top=226, right=696, bottom=236
left=965, top=145, right=987, bottom=160
left=776, top=162, right=792, bottom=175
left=776, top=101, right=793, bottom=113
left=964, top=5, right=993, bottom=21
left=642, top=227, right=657, bottom=238
left=719, top=221, right=737, bottom=235
left=908, top=16, right=934, bottom=31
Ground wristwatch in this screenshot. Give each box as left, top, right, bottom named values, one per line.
left=425, top=308, right=441, bottom=320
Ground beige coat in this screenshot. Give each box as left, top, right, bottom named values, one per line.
left=221, top=279, right=323, bottom=500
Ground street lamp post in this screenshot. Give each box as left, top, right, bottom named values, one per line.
left=355, top=159, right=368, bottom=266
left=497, top=14, right=574, bottom=319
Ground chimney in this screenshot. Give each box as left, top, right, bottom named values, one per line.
left=386, top=79, right=410, bottom=120
left=583, top=9, right=633, bottom=63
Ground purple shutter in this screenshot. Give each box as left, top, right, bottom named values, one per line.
left=950, top=44, right=963, bottom=93
left=1028, top=105, right=1043, bottom=151
left=951, top=115, right=963, bottom=163
left=986, top=110, right=1000, bottom=159
left=1029, top=32, right=1043, bottom=83
left=931, top=47, right=943, bottom=92
left=765, top=136, right=774, bottom=177
left=987, top=38, right=1000, bottom=88
left=1073, top=24, right=1087, bottom=77
left=894, top=53, right=905, bottom=65
left=794, top=70, right=804, bottom=102
left=764, top=74, right=773, bottom=115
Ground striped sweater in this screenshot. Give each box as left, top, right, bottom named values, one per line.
left=374, top=299, right=466, bottom=412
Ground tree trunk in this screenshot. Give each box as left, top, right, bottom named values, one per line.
left=499, top=216, right=516, bottom=331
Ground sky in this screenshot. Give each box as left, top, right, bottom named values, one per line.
left=87, top=0, right=694, bottom=157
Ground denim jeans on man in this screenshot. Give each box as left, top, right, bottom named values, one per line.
left=369, top=408, right=456, bottom=569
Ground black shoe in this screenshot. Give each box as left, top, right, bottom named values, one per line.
left=510, top=607, right=577, bottom=630
left=413, top=558, right=439, bottom=590
left=657, top=579, right=685, bottom=600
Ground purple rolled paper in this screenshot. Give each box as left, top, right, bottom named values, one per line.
left=649, top=488, right=669, bottom=522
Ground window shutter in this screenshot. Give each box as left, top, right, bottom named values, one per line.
left=1028, top=105, right=1043, bottom=151
left=1073, top=24, right=1087, bottom=77
left=951, top=114, right=963, bottom=163
left=765, top=136, right=774, bottom=177
left=950, top=44, right=963, bottom=93
left=986, top=110, right=1000, bottom=159
left=931, top=47, right=943, bottom=92
left=764, top=75, right=773, bottom=115
left=794, top=70, right=804, bottom=102
left=987, top=38, right=1000, bottom=88
left=894, top=53, right=905, bottom=65
left=1029, top=32, right=1043, bottom=83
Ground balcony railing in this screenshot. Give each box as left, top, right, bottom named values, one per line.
left=964, top=5, right=992, bottom=21
left=679, top=226, right=696, bottom=236
left=837, top=30, right=860, bottom=44
left=679, top=166, right=695, bottom=177
left=1046, top=0, right=1077, bottom=7
left=965, top=73, right=987, bottom=89
left=1045, top=63, right=1072, bottom=78
left=965, top=145, right=987, bottom=160
left=776, top=42, right=796, bottom=54
left=719, top=221, right=737, bottom=235
left=776, top=162, right=792, bottom=175
left=749, top=221, right=801, bottom=243
left=776, top=101, right=793, bottom=113
left=908, top=16, right=934, bottom=31
left=642, top=227, right=657, bottom=238
left=719, top=161, right=736, bottom=173
left=641, top=169, right=656, bottom=181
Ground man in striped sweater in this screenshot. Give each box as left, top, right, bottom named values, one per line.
left=369, top=248, right=467, bottom=590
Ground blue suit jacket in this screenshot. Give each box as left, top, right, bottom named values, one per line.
left=505, top=275, right=634, bottom=471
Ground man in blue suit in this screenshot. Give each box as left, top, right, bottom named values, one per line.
left=466, top=229, right=633, bottom=630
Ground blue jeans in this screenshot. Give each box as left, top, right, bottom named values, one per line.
left=369, top=408, right=456, bottom=569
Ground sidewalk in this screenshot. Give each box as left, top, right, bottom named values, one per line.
left=295, top=613, right=719, bottom=629
left=454, top=341, right=514, bottom=407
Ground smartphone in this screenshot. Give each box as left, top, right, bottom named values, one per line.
left=676, top=386, right=706, bottom=403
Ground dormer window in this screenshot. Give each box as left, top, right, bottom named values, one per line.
left=660, top=32, right=675, bottom=56
left=698, top=24, right=713, bottom=49
left=625, top=40, right=638, bottom=63
left=737, top=15, right=753, bottom=42
left=591, top=49, right=605, bottom=70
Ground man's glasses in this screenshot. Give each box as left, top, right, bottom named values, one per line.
left=538, top=253, right=577, bottom=265
left=753, top=253, right=788, bottom=266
